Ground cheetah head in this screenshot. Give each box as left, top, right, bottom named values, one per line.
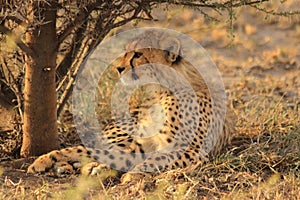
left=113, top=30, right=208, bottom=94
left=114, top=30, right=182, bottom=85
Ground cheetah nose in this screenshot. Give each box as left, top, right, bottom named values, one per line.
left=117, top=66, right=126, bottom=74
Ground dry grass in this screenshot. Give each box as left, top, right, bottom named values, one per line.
left=1, top=1, right=300, bottom=199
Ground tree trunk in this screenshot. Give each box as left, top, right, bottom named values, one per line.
left=21, top=1, right=58, bottom=157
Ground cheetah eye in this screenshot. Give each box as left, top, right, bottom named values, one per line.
left=133, top=52, right=143, bottom=59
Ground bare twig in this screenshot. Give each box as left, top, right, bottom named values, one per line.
left=56, top=35, right=90, bottom=116
left=0, top=58, right=24, bottom=121
left=0, top=16, right=24, bottom=25
left=250, top=4, right=300, bottom=16
left=57, top=1, right=105, bottom=45
left=0, top=25, right=36, bottom=58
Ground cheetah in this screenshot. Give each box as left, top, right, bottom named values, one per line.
left=27, top=29, right=234, bottom=182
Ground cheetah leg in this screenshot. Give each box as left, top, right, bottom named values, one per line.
left=27, top=144, right=144, bottom=177
left=121, top=148, right=208, bottom=184
left=27, top=147, right=113, bottom=177
left=135, top=148, right=208, bottom=172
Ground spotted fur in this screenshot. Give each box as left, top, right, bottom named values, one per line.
left=27, top=30, right=234, bottom=179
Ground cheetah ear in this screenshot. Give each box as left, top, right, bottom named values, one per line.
left=160, top=37, right=181, bottom=63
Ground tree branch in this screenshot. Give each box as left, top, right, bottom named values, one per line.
left=0, top=25, right=36, bottom=58
left=149, top=0, right=270, bottom=9
left=249, top=4, right=300, bottom=16
left=0, top=16, right=25, bottom=25
left=56, top=1, right=105, bottom=45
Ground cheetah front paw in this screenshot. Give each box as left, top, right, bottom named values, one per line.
left=81, top=162, right=118, bottom=179
left=27, top=151, right=81, bottom=177
left=81, top=162, right=108, bottom=176
left=27, top=153, right=57, bottom=174
left=28, top=158, right=79, bottom=177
